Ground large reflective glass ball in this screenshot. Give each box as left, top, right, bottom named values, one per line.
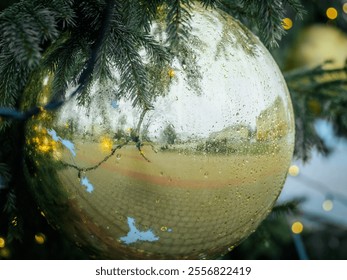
left=24, top=5, right=294, bottom=259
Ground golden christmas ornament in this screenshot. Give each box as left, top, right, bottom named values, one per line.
left=23, top=4, right=294, bottom=259
left=286, top=24, right=347, bottom=70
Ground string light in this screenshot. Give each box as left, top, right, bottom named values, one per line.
left=288, top=165, right=300, bottom=176
left=168, top=69, right=175, bottom=78
left=35, top=233, right=46, bottom=245
left=100, top=136, right=113, bottom=152
left=0, top=237, right=5, bottom=248
left=282, top=18, right=293, bottom=30
left=0, top=248, right=10, bottom=258
left=291, top=221, right=304, bottom=234
left=322, top=199, right=334, bottom=211
left=326, top=7, right=338, bottom=20
left=42, top=76, right=49, bottom=86
left=343, top=3, right=347, bottom=14
left=11, top=216, right=18, bottom=227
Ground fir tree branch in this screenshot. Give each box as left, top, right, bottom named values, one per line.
left=0, top=162, right=11, bottom=182
left=82, top=0, right=116, bottom=87
left=122, top=0, right=160, bottom=32
left=218, top=0, right=305, bottom=48
left=285, top=62, right=347, bottom=161
left=48, top=0, right=76, bottom=28
left=0, top=0, right=117, bottom=120
left=166, top=0, right=193, bottom=49
left=284, top=0, right=305, bottom=19
left=270, top=199, right=304, bottom=219
left=0, top=2, right=60, bottom=69
left=199, top=0, right=219, bottom=8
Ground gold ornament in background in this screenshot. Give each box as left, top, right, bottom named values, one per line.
left=23, top=4, right=294, bottom=259
left=286, top=24, right=347, bottom=70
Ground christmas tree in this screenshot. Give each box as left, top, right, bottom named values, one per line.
left=0, top=0, right=346, bottom=259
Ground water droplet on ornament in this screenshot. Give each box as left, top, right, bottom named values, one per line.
left=161, top=226, right=168, bottom=232
left=199, top=253, right=207, bottom=260
left=116, top=154, right=121, bottom=160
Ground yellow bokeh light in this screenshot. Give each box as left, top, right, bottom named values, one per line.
left=326, top=7, right=338, bottom=20
left=35, top=233, right=46, bottom=245
left=344, top=3, right=347, bottom=14
left=38, top=144, right=51, bottom=153
left=291, top=221, right=304, bottom=234
left=160, top=226, right=168, bottom=232
left=42, top=76, right=49, bottom=86
left=0, top=237, right=5, bottom=248
left=0, top=248, right=10, bottom=258
left=100, top=136, right=113, bottom=152
left=11, top=217, right=18, bottom=227
left=168, top=69, right=175, bottom=78
left=322, top=199, right=334, bottom=211
left=282, top=18, right=293, bottom=30
left=288, top=165, right=300, bottom=176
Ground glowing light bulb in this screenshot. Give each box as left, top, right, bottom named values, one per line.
left=35, top=233, right=46, bottom=245
left=42, top=76, right=49, bottom=86
left=343, top=3, right=347, bottom=14
left=0, top=248, right=10, bottom=258
left=322, top=199, right=334, bottom=211
left=326, top=7, right=338, bottom=20
left=282, top=18, right=293, bottom=30
left=0, top=237, right=5, bottom=248
left=100, top=136, right=113, bottom=152
left=168, top=69, right=175, bottom=78
left=288, top=165, right=300, bottom=176
left=291, top=221, right=304, bottom=234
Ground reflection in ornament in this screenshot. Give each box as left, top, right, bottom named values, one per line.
left=120, top=217, right=159, bottom=245
left=23, top=4, right=294, bottom=259
left=111, top=100, right=119, bottom=109
left=47, top=128, right=76, bottom=157
left=80, top=177, right=94, bottom=193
